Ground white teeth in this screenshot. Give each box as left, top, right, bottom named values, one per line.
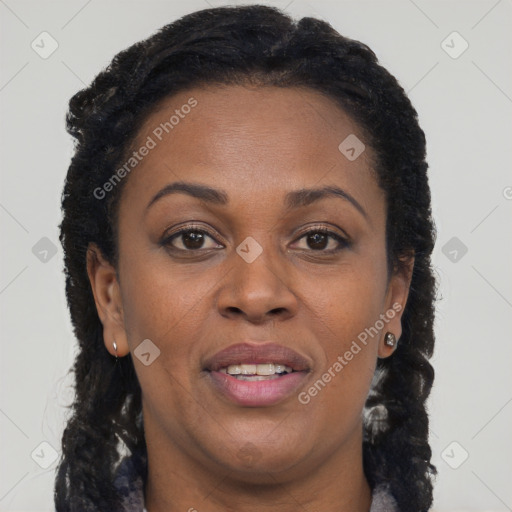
left=256, top=363, right=274, bottom=375
left=240, top=364, right=257, bottom=375
left=227, top=365, right=241, bottom=375
left=223, top=363, right=293, bottom=376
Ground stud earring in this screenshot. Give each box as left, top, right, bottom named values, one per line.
left=384, top=332, right=396, bottom=347
left=113, top=340, right=118, bottom=359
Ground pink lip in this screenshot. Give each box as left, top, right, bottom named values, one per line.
left=203, top=342, right=311, bottom=407
left=208, top=370, right=308, bottom=407
left=203, top=342, right=310, bottom=372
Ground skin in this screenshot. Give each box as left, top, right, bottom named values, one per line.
left=87, top=84, right=413, bottom=512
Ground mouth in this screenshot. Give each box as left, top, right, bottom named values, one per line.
left=203, top=343, right=311, bottom=407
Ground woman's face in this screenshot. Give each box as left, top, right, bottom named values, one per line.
left=89, top=84, right=411, bottom=482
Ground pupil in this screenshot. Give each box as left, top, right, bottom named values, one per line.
left=308, top=232, right=327, bottom=250
left=183, top=231, right=204, bottom=249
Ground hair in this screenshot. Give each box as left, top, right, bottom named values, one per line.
left=55, top=5, right=437, bottom=511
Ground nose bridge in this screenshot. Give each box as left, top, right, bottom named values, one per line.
left=235, top=235, right=281, bottom=290
left=216, top=232, right=298, bottom=321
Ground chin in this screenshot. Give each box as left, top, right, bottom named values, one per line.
left=206, top=437, right=312, bottom=484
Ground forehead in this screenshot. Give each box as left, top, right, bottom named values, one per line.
left=120, top=84, right=379, bottom=212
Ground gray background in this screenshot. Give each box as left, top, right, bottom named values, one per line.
left=1, top=0, right=511, bottom=510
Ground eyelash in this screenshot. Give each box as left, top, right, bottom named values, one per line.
left=161, top=223, right=350, bottom=255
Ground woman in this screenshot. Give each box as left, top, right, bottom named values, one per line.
left=55, top=5, right=437, bottom=511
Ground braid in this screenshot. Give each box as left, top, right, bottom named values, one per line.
left=364, top=261, right=437, bottom=510
left=56, top=5, right=436, bottom=510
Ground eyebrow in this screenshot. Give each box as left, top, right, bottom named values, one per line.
left=146, top=181, right=368, bottom=219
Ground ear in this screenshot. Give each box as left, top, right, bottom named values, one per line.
left=86, top=243, right=129, bottom=357
left=378, top=253, right=414, bottom=359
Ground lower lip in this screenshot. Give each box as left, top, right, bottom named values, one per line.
left=207, top=371, right=308, bottom=407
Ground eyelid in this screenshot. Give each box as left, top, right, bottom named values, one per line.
left=293, top=223, right=350, bottom=242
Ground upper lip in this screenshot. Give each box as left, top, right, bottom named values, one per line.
left=203, top=342, right=311, bottom=372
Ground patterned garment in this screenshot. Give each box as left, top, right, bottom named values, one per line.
left=114, top=456, right=398, bottom=511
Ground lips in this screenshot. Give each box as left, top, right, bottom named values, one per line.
left=203, top=342, right=311, bottom=407
left=203, top=342, right=310, bottom=372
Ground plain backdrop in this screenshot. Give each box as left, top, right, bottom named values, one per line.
left=1, top=1, right=511, bottom=510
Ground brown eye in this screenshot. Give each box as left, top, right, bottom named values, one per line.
left=294, top=229, right=349, bottom=253
left=306, top=232, right=329, bottom=250
left=179, top=231, right=207, bottom=250
left=163, top=228, right=222, bottom=251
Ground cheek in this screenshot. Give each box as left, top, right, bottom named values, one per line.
left=119, top=248, right=209, bottom=342
left=118, top=259, right=211, bottom=414
left=303, top=258, right=388, bottom=342
left=300, top=279, right=381, bottom=436
left=299, top=259, right=386, bottom=407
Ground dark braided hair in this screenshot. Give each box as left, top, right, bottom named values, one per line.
left=55, top=5, right=437, bottom=511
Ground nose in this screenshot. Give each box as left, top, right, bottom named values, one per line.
left=216, top=243, right=298, bottom=324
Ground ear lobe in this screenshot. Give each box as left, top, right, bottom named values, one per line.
left=378, top=254, right=414, bottom=359
left=86, top=243, right=129, bottom=357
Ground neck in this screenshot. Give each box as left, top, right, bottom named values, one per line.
left=143, top=420, right=372, bottom=512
